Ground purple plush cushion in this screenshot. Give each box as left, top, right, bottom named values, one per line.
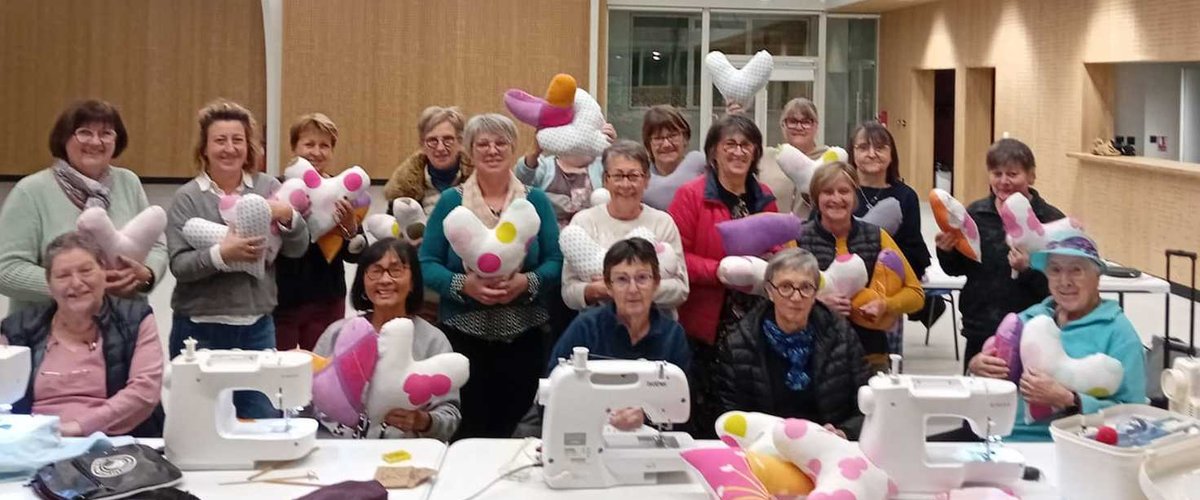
left=716, top=213, right=803, bottom=257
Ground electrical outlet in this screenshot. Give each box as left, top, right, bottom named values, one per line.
left=1150, top=135, right=1158, bottom=144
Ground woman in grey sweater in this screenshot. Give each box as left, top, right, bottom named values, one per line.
left=313, top=238, right=461, bottom=441
left=165, top=100, right=309, bottom=418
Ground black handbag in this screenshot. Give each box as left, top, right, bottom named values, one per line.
left=30, top=444, right=184, bottom=500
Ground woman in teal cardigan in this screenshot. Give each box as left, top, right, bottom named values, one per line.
left=966, top=227, right=1146, bottom=441
left=0, top=100, right=166, bottom=314
left=420, top=113, right=563, bottom=439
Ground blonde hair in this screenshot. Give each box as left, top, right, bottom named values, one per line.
left=194, top=99, right=259, bottom=173
left=289, top=112, right=339, bottom=149
left=808, top=161, right=859, bottom=212
left=780, top=97, right=819, bottom=125
left=417, top=106, right=466, bottom=139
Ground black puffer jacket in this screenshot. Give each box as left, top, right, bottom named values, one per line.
left=936, top=189, right=1064, bottom=339
left=713, top=299, right=871, bottom=438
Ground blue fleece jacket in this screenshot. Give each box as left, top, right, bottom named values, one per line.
left=546, top=303, right=691, bottom=375
left=1007, top=298, right=1147, bottom=441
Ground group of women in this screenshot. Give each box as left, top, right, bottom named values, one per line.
left=0, top=95, right=1145, bottom=443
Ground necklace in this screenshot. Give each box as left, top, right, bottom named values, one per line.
left=858, top=185, right=886, bottom=210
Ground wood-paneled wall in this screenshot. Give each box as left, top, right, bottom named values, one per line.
left=0, top=0, right=266, bottom=178
left=879, top=0, right=1200, bottom=287
left=281, top=0, right=590, bottom=179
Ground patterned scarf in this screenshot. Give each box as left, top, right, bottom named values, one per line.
left=51, top=159, right=112, bottom=210
left=458, top=172, right=527, bottom=227
left=761, top=317, right=815, bottom=391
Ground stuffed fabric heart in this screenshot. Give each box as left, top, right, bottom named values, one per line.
left=280, top=157, right=372, bottom=243
left=999, top=192, right=1083, bottom=256
left=643, top=151, right=706, bottom=210
left=861, top=198, right=902, bottom=236
left=706, top=50, right=773, bottom=107
left=76, top=206, right=166, bottom=267
left=773, top=418, right=895, bottom=500
left=443, top=198, right=541, bottom=278
left=777, top=146, right=849, bottom=199
left=362, top=198, right=427, bottom=246
left=717, top=256, right=769, bottom=295
left=311, top=317, right=378, bottom=429
left=364, top=317, right=469, bottom=435
left=849, top=249, right=907, bottom=331
left=534, top=84, right=610, bottom=159
left=817, top=253, right=869, bottom=300
left=1019, top=315, right=1123, bottom=423
left=589, top=188, right=611, bottom=207
left=930, top=189, right=982, bottom=262
left=182, top=194, right=273, bottom=278
left=505, top=73, right=576, bottom=129
left=982, top=313, right=1024, bottom=384
left=681, top=447, right=774, bottom=500
left=716, top=212, right=803, bottom=257
left=715, top=411, right=814, bottom=497
left=560, top=225, right=679, bottom=279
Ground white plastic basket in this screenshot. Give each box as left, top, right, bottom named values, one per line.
left=1049, top=404, right=1200, bottom=500
left=1138, top=436, right=1200, bottom=500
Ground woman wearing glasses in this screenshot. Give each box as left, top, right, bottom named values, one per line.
left=641, top=105, right=706, bottom=211
left=0, top=100, right=166, bottom=314
left=383, top=106, right=473, bottom=214
left=313, top=238, right=461, bottom=441
left=713, top=249, right=870, bottom=438
left=668, top=114, right=778, bottom=436
left=798, top=163, right=924, bottom=373
left=757, top=97, right=830, bottom=218
left=561, top=140, right=688, bottom=313
left=419, top=113, right=563, bottom=439
left=548, top=238, right=690, bottom=430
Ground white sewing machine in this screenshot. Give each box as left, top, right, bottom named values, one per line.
left=0, top=345, right=30, bottom=411
left=1163, top=356, right=1200, bottom=418
left=538, top=347, right=695, bottom=489
left=164, top=338, right=317, bottom=470
left=858, top=355, right=1025, bottom=494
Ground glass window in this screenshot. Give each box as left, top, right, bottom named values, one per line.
left=709, top=13, right=819, bottom=57
left=765, top=81, right=815, bottom=147
left=607, top=11, right=703, bottom=151
left=823, top=17, right=878, bottom=147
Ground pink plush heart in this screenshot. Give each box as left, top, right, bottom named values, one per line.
left=838, top=457, right=869, bottom=480
left=404, top=373, right=452, bottom=406
left=808, top=490, right=857, bottom=500
left=1026, top=211, right=1044, bottom=236
left=783, top=418, right=809, bottom=439
left=999, top=204, right=1021, bottom=238
left=806, top=459, right=822, bottom=476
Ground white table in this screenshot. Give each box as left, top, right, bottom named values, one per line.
left=924, top=259, right=1170, bottom=310
left=0, top=438, right=446, bottom=500
left=426, top=438, right=1063, bottom=500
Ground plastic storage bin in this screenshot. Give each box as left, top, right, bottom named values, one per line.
left=1049, top=404, right=1200, bottom=500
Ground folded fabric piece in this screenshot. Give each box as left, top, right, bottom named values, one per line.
left=0, top=414, right=127, bottom=482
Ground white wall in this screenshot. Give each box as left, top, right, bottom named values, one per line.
left=1182, top=67, right=1200, bottom=163
left=1115, top=63, right=1200, bottom=161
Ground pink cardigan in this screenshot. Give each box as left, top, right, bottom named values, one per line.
left=668, top=174, right=777, bottom=344
left=30, top=315, right=163, bottom=435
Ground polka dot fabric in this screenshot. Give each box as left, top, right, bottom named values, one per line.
left=443, top=198, right=541, bottom=278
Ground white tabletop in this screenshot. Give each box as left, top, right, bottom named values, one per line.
left=426, top=438, right=1063, bottom=500
left=923, top=259, right=1170, bottom=294
left=0, top=438, right=447, bottom=500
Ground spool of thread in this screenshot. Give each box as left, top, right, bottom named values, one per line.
left=1094, top=425, right=1118, bottom=445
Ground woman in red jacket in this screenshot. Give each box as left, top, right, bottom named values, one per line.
left=668, top=114, right=777, bottom=436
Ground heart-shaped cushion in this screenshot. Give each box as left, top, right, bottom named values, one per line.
left=860, top=197, right=902, bottom=235
left=705, top=50, right=774, bottom=107
left=76, top=206, right=166, bottom=267
left=443, top=198, right=541, bottom=278
left=772, top=418, right=893, bottom=500
left=364, top=317, right=470, bottom=435
left=643, top=151, right=707, bottom=211
left=505, top=73, right=577, bottom=129
left=182, top=194, right=273, bottom=278
left=536, top=88, right=610, bottom=159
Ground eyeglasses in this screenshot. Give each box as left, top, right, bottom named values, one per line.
left=853, top=143, right=892, bottom=154
left=782, top=118, right=816, bottom=130
left=74, top=128, right=118, bottom=145
left=721, top=141, right=755, bottom=154
left=473, top=140, right=512, bottom=152
left=610, top=273, right=656, bottom=290
left=365, top=264, right=408, bottom=281
left=1045, top=265, right=1090, bottom=281
left=766, top=280, right=818, bottom=299
left=605, top=171, right=646, bottom=183
left=423, top=136, right=458, bottom=150
left=650, top=132, right=683, bottom=145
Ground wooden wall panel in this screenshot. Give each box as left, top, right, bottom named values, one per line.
left=880, top=0, right=1200, bottom=287
left=0, top=0, right=266, bottom=178
left=281, top=0, right=591, bottom=179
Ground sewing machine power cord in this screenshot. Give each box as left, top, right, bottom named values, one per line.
left=456, top=437, right=543, bottom=500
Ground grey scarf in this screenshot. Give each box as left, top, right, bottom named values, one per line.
left=51, top=159, right=112, bottom=210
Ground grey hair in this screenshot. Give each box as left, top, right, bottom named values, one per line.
left=43, top=231, right=106, bottom=279
left=764, top=248, right=821, bottom=285
left=601, top=139, right=652, bottom=175
left=462, top=113, right=518, bottom=151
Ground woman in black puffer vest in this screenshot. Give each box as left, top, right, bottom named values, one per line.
left=713, top=249, right=871, bottom=438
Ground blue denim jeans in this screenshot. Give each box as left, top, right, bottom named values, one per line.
left=169, top=315, right=280, bottom=419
